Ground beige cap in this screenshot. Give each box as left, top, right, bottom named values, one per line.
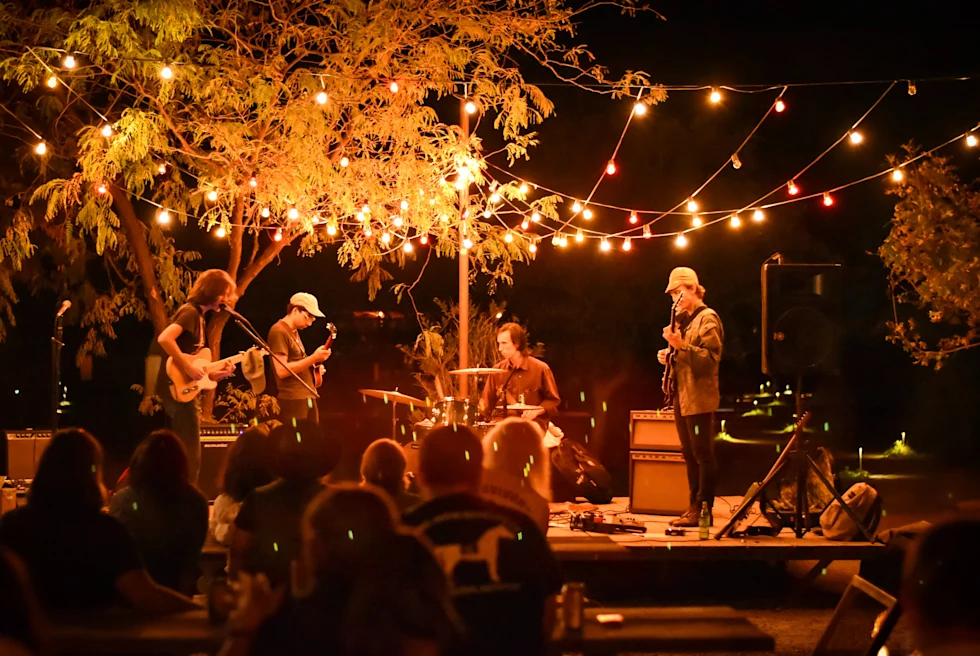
left=665, top=267, right=699, bottom=293
left=290, top=292, right=325, bottom=317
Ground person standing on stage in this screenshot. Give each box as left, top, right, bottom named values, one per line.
left=479, top=322, right=560, bottom=433
left=267, top=292, right=332, bottom=426
left=657, top=267, right=725, bottom=528
left=156, top=269, right=238, bottom=483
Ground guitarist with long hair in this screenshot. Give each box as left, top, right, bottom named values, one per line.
left=657, top=267, right=725, bottom=528
left=156, top=269, right=238, bottom=483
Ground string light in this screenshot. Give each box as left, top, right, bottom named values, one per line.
left=249, top=176, right=257, bottom=188
left=605, top=160, right=617, bottom=175
left=575, top=229, right=584, bottom=243
left=730, top=214, right=741, bottom=228
left=340, top=157, right=349, bottom=167
left=207, top=190, right=218, bottom=201
left=531, top=211, right=540, bottom=223
left=692, top=214, right=702, bottom=227
left=261, top=208, right=271, bottom=218
left=274, top=228, right=283, bottom=242
left=403, top=241, right=413, bottom=252
left=752, top=209, right=765, bottom=222
left=326, top=224, right=337, bottom=236
left=392, top=216, right=404, bottom=227
left=400, top=199, right=409, bottom=210
left=363, top=225, right=373, bottom=237
left=822, top=192, right=834, bottom=207
left=157, top=210, right=170, bottom=224
left=34, top=142, right=47, bottom=155
left=582, top=207, right=593, bottom=220
left=465, top=100, right=477, bottom=114
left=675, top=234, right=687, bottom=247
left=599, top=238, right=611, bottom=251
left=521, top=219, right=530, bottom=230
left=215, top=226, right=227, bottom=238
left=731, top=153, right=742, bottom=169
left=787, top=180, right=800, bottom=195
left=629, top=212, right=639, bottom=225
left=100, top=125, right=113, bottom=137
left=966, top=133, right=978, bottom=147
left=504, top=232, right=514, bottom=243
left=63, top=55, right=76, bottom=69
left=687, top=198, right=699, bottom=212
left=482, top=209, right=492, bottom=218
left=316, top=91, right=328, bottom=105
left=389, top=81, right=399, bottom=93
left=529, top=242, right=537, bottom=253
left=633, top=102, right=647, bottom=116
left=489, top=193, right=500, bottom=203
left=46, top=75, right=58, bottom=88
left=462, top=237, right=473, bottom=249
left=849, top=130, right=863, bottom=144
left=551, top=234, right=560, bottom=246
left=96, top=184, right=108, bottom=195
left=907, top=81, right=917, bottom=96
left=519, top=183, right=529, bottom=195
left=622, top=237, right=632, bottom=251
left=774, top=99, right=786, bottom=113
left=356, top=211, right=366, bottom=222
left=891, top=168, right=904, bottom=182
left=157, top=163, right=167, bottom=175
left=160, top=65, right=173, bottom=80
left=559, top=234, right=568, bottom=248
left=420, top=234, right=428, bottom=245
left=709, top=88, right=722, bottom=103
left=571, top=200, right=582, bottom=213
left=287, top=208, right=299, bottom=220
left=361, top=204, right=370, bottom=214
left=381, top=231, right=391, bottom=244
left=643, top=225, right=652, bottom=239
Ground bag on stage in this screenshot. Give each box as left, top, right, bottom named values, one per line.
left=820, top=482, right=882, bottom=541
left=551, top=440, right=614, bottom=504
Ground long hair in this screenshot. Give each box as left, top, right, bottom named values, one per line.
left=482, top=418, right=551, bottom=500
left=498, top=322, right=528, bottom=354
left=221, top=423, right=276, bottom=502
left=28, top=428, right=106, bottom=512
left=128, top=430, right=192, bottom=496
left=186, top=269, right=235, bottom=306
left=360, top=439, right=407, bottom=499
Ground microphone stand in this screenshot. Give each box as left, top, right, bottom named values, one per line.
left=222, top=309, right=319, bottom=400
left=494, top=360, right=519, bottom=419
left=50, top=312, right=65, bottom=432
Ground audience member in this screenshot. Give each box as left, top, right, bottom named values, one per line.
left=211, top=422, right=277, bottom=545
left=219, top=485, right=459, bottom=656
left=109, top=430, right=209, bottom=594
left=903, top=517, right=980, bottom=655
left=0, top=547, right=48, bottom=656
left=0, top=429, right=198, bottom=613
left=361, top=438, right=420, bottom=513
left=403, top=425, right=563, bottom=656
left=230, top=419, right=339, bottom=585
left=481, top=418, right=551, bottom=532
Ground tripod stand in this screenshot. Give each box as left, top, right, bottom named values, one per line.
left=716, top=376, right=875, bottom=542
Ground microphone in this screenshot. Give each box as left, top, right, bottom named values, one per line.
left=220, top=304, right=247, bottom=321
left=55, top=300, right=71, bottom=319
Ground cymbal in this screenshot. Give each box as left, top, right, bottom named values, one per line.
left=449, top=367, right=507, bottom=375
left=358, top=389, right=426, bottom=406
left=506, top=403, right=544, bottom=411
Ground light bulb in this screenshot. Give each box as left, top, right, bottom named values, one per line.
left=270, top=228, right=281, bottom=242
left=46, top=75, right=58, bottom=88
left=400, top=200, right=409, bottom=210
left=261, top=208, right=271, bottom=218
left=629, top=212, right=638, bottom=224
left=692, top=214, right=702, bottom=228
left=559, top=234, right=568, bottom=248
left=787, top=180, right=799, bottom=195
left=849, top=130, right=863, bottom=144
left=583, top=208, right=593, bottom=220
left=730, top=214, right=741, bottom=228
left=340, top=157, right=349, bottom=167
left=157, top=163, right=167, bottom=175
left=521, top=219, right=530, bottom=230
left=709, top=88, right=722, bottom=103
left=774, top=99, right=786, bottom=113
left=687, top=198, right=699, bottom=212
left=490, top=193, right=500, bottom=204
left=643, top=225, right=652, bottom=239
left=393, top=216, right=404, bottom=227
left=633, top=102, right=647, bottom=116
left=600, top=239, right=611, bottom=251
left=482, top=209, right=491, bottom=219
left=731, top=153, right=742, bottom=169
left=823, top=192, right=834, bottom=207
left=97, top=184, right=108, bottom=195
left=519, top=183, right=529, bottom=195
left=316, top=91, right=328, bottom=105
left=327, top=224, right=337, bottom=236
left=356, top=211, right=366, bottom=222
left=402, top=241, right=413, bottom=252
left=207, top=190, right=218, bottom=202
left=622, top=237, right=632, bottom=251
left=504, top=232, right=513, bottom=243
left=363, top=226, right=373, bottom=237
left=575, top=229, right=584, bottom=243
left=676, top=234, right=687, bottom=247
left=100, top=125, right=113, bottom=137
left=552, top=234, right=560, bottom=246
left=441, top=214, right=450, bottom=223
left=891, top=169, right=904, bottom=182
left=966, top=134, right=978, bottom=147
left=907, top=81, right=917, bottom=96
left=752, top=209, right=765, bottom=222
left=420, top=234, right=428, bottom=245
left=465, top=100, right=477, bottom=114
left=249, top=176, right=257, bottom=188
left=389, top=81, right=399, bottom=93
left=35, top=142, right=47, bottom=155
left=160, top=65, right=173, bottom=80
left=462, top=237, right=473, bottom=249
left=362, top=204, right=370, bottom=214
left=381, top=232, right=391, bottom=244
left=605, top=160, right=617, bottom=175
left=157, top=210, right=170, bottom=224
left=571, top=200, right=582, bottom=213
left=63, top=55, right=76, bottom=69
left=287, top=208, right=299, bottom=220
left=215, top=226, right=227, bottom=238
left=529, top=243, right=537, bottom=253
left=531, top=211, right=540, bottom=223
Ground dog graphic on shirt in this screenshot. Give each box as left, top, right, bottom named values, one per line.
left=433, top=524, right=516, bottom=583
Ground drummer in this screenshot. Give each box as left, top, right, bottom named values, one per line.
left=479, top=322, right=560, bottom=433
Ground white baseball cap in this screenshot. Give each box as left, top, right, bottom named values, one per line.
left=290, top=292, right=325, bottom=318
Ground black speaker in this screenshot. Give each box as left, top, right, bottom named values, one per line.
left=762, top=263, right=842, bottom=376
left=551, top=441, right=613, bottom=504
left=198, top=424, right=243, bottom=500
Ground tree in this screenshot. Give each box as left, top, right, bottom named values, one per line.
left=880, top=149, right=980, bottom=368
left=0, top=0, right=657, bottom=415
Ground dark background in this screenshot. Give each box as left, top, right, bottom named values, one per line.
left=3, top=0, right=980, bottom=481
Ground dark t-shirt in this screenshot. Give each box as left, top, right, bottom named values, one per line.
left=235, top=478, right=327, bottom=585
left=0, top=505, right=143, bottom=611
left=402, top=493, right=563, bottom=656
left=267, top=320, right=314, bottom=400
left=109, top=485, right=209, bottom=592
left=151, top=303, right=207, bottom=401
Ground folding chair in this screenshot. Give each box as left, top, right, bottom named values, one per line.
left=811, top=575, right=901, bottom=656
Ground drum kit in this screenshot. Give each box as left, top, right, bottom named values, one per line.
left=358, top=367, right=544, bottom=441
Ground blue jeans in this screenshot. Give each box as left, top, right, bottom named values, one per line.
left=165, top=396, right=201, bottom=483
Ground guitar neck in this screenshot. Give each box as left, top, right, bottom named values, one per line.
left=203, top=353, right=246, bottom=373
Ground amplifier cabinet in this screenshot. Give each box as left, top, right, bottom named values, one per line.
left=199, top=434, right=240, bottom=501
left=629, top=410, right=680, bottom=451
left=628, top=450, right=689, bottom=516
left=4, top=430, right=53, bottom=480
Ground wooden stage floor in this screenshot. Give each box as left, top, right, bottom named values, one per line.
left=545, top=496, right=886, bottom=563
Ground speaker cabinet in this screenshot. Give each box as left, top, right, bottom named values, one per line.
left=762, top=263, right=842, bottom=376
left=628, top=450, right=689, bottom=516
left=4, top=430, right=53, bottom=480
left=630, top=410, right=680, bottom=451
left=198, top=424, right=243, bottom=501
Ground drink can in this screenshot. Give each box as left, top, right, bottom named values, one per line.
left=561, top=582, right=585, bottom=632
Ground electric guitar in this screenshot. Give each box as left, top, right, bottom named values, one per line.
left=313, top=322, right=337, bottom=388
left=661, top=291, right=684, bottom=405
left=167, top=347, right=267, bottom=402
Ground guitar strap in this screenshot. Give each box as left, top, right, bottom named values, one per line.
left=677, top=304, right=708, bottom=337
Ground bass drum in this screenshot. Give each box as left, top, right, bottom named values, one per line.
left=431, top=397, right=475, bottom=426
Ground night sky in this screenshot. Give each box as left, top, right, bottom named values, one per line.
left=2, top=0, right=979, bottom=466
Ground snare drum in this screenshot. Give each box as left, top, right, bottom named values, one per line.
left=431, top=397, right=475, bottom=426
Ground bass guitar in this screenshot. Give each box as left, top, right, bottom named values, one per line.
left=313, top=322, right=337, bottom=388
left=661, top=291, right=684, bottom=407
left=167, top=347, right=267, bottom=402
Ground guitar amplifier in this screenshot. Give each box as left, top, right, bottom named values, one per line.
left=198, top=424, right=244, bottom=500
left=630, top=410, right=680, bottom=451
left=4, top=430, right=53, bottom=480
left=628, top=450, right=689, bottom=516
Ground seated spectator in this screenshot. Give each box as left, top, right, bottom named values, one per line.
left=230, top=419, right=339, bottom=586
left=211, top=422, right=277, bottom=545
left=0, top=547, right=47, bottom=656
left=109, top=430, right=209, bottom=594
left=220, top=485, right=459, bottom=656
left=403, top=425, right=563, bottom=656
left=903, top=517, right=980, bottom=655
left=481, top=418, right=551, bottom=532
left=361, top=438, right=420, bottom=512
left=0, top=429, right=198, bottom=613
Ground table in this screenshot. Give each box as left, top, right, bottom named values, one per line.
left=49, top=608, right=223, bottom=655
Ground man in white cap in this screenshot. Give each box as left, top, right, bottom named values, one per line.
left=267, top=292, right=332, bottom=426
left=657, top=267, right=724, bottom=527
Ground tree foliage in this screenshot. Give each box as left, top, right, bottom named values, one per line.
left=881, top=149, right=980, bottom=368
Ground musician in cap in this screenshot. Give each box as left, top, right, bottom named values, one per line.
left=267, top=292, right=332, bottom=426
left=657, top=267, right=725, bottom=528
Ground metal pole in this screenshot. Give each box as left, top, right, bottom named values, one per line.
left=459, top=96, right=470, bottom=398
left=51, top=317, right=64, bottom=431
